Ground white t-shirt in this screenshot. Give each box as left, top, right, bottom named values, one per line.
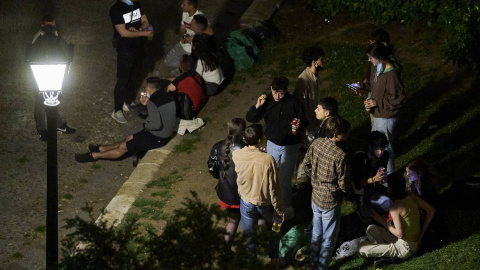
left=180, top=10, right=204, bottom=52
left=196, top=59, right=225, bottom=85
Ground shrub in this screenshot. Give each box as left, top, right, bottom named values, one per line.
left=59, top=193, right=274, bottom=270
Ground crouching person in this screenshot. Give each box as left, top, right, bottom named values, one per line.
left=75, top=77, right=179, bottom=162
left=358, top=173, right=435, bottom=268
left=232, top=124, right=284, bottom=259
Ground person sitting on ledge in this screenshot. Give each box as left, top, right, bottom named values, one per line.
left=75, top=77, right=178, bottom=163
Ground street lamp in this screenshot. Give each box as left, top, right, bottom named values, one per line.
left=26, top=32, right=73, bottom=269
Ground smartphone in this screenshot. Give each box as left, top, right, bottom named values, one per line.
left=346, top=83, right=360, bottom=90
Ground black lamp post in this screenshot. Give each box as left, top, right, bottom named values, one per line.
left=26, top=32, right=73, bottom=269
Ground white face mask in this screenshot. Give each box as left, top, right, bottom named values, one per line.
left=406, top=168, right=420, bottom=182
left=376, top=62, right=383, bottom=77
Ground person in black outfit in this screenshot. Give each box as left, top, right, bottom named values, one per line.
left=110, top=0, right=153, bottom=124
left=207, top=118, right=247, bottom=243
left=352, top=131, right=390, bottom=219
left=32, top=15, right=76, bottom=141
left=246, top=76, right=305, bottom=218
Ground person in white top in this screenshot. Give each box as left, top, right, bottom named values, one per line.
left=193, top=33, right=224, bottom=96
left=165, top=0, right=208, bottom=68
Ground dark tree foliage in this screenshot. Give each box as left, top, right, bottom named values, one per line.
left=59, top=192, right=278, bottom=270
left=310, top=0, right=480, bottom=71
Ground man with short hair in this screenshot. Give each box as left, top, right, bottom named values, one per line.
left=165, top=0, right=208, bottom=68
left=296, top=97, right=339, bottom=188
left=232, top=124, right=284, bottom=258
left=110, top=0, right=153, bottom=124
left=167, top=54, right=204, bottom=115
left=32, top=15, right=76, bottom=141
left=294, top=46, right=325, bottom=133
left=75, top=77, right=178, bottom=162
left=246, top=76, right=305, bottom=217
left=303, top=116, right=351, bottom=270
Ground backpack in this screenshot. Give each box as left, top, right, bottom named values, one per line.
left=225, top=30, right=260, bottom=71
left=172, top=92, right=195, bottom=120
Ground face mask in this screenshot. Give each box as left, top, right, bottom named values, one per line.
left=375, top=62, right=383, bottom=78
left=146, top=93, right=151, bottom=98
left=124, top=0, right=134, bottom=6
left=408, top=171, right=420, bottom=182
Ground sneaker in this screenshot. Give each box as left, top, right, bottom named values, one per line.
left=75, top=152, right=96, bottom=163
left=111, top=110, right=127, bottom=124
left=57, top=123, right=76, bottom=134
left=123, top=102, right=130, bottom=112
left=374, top=257, right=402, bottom=268
left=37, top=130, right=47, bottom=142
left=88, top=144, right=100, bottom=153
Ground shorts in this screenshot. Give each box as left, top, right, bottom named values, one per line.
left=126, top=129, right=170, bottom=154
left=219, top=199, right=240, bottom=209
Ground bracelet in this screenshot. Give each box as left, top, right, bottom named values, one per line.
left=372, top=176, right=376, bottom=184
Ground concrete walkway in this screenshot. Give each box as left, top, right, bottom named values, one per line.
left=95, top=136, right=181, bottom=227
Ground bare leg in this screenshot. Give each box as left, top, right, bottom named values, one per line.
left=92, top=136, right=133, bottom=160
left=258, top=218, right=266, bottom=227
left=98, top=135, right=133, bottom=152
left=225, top=213, right=241, bottom=243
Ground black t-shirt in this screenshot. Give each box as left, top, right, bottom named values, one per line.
left=110, top=0, right=144, bottom=51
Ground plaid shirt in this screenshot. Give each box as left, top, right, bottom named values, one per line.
left=303, top=137, right=351, bottom=210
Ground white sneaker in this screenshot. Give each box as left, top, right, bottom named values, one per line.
left=111, top=110, right=127, bottom=124
left=123, top=102, right=130, bottom=112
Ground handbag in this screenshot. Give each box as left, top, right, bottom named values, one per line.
left=207, top=143, right=221, bottom=179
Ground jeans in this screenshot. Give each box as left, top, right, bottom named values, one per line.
left=373, top=117, right=397, bottom=175
left=310, top=201, right=341, bottom=270
left=240, top=199, right=279, bottom=258
left=114, top=50, right=144, bottom=112
left=34, top=92, right=64, bottom=131
left=267, top=141, right=300, bottom=209
left=164, top=42, right=189, bottom=68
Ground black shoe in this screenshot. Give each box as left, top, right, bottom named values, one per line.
left=75, top=152, right=96, bottom=163
left=57, top=123, right=76, bottom=134
left=374, top=257, right=402, bottom=268
left=88, top=144, right=100, bottom=153
left=37, top=130, right=47, bottom=142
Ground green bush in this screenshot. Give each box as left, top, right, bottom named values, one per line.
left=310, top=0, right=480, bottom=70
left=59, top=193, right=275, bottom=270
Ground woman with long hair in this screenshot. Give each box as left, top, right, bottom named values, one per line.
left=207, top=118, right=247, bottom=242
left=362, top=42, right=406, bottom=175
left=192, top=33, right=225, bottom=96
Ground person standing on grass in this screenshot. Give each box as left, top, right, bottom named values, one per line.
left=355, top=42, right=406, bottom=175
left=246, top=76, right=305, bottom=219
left=296, top=97, right=339, bottom=190
left=207, top=118, right=247, bottom=243
left=294, top=46, right=325, bottom=136
left=357, top=173, right=435, bottom=268
left=232, top=124, right=284, bottom=258
left=302, top=116, right=351, bottom=270
left=75, top=77, right=178, bottom=163
left=110, top=0, right=153, bottom=124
